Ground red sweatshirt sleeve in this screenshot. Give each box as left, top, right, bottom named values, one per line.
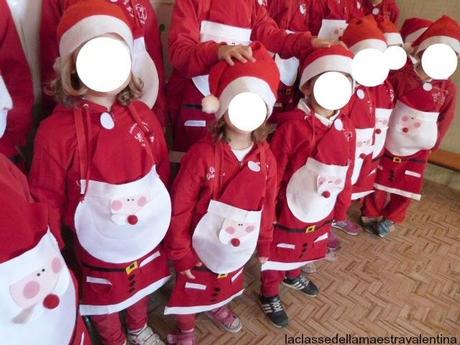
left=29, top=122, right=68, bottom=233
left=257, top=145, right=277, bottom=257
left=164, top=144, right=207, bottom=271
left=168, top=0, right=220, bottom=78
left=251, top=1, right=313, bottom=59
left=142, top=1, right=168, bottom=127
left=334, top=117, right=356, bottom=221
left=39, top=0, right=64, bottom=113
left=434, top=81, right=457, bottom=151
left=0, top=0, right=34, bottom=157
left=269, top=121, right=294, bottom=194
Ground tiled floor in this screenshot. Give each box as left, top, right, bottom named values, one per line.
left=102, top=180, right=460, bottom=344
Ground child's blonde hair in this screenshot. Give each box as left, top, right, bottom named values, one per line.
left=46, top=56, right=143, bottom=107
left=210, top=117, right=274, bottom=144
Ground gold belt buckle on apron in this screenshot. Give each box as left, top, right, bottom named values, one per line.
left=305, top=225, right=316, bottom=233
left=125, top=261, right=139, bottom=275
left=393, top=157, right=402, bottom=163
left=217, top=273, right=228, bottom=279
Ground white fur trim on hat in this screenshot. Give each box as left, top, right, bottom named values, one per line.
left=405, top=28, right=428, bottom=44
left=216, top=76, right=276, bottom=119
left=415, top=35, right=460, bottom=55
left=202, top=95, right=220, bottom=114
left=384, top=33, right=403, bottom=46
left=59, top=15, right=133, bottom=62
left=349, top=39, right=387, bottom=53
left=0, top=76, right=13, bottom=110
left=300, top=55, right=352, bottom=87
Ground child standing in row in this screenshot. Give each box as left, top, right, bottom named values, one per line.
left=362, top=16, right=459, bottom=236
left=167, top=0, right=333, bottom=153
left=165, top=43, right=279, bottom=345
left=30, top=2, right=171, bottom=344
left=40, top=0, right=168, bottom=126
left=260, top=45, right=356, bottom=327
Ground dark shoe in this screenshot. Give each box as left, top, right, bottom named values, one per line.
left=259, top=295, right=289, bottom=328
left=282, top=275, right=319, bottom=297
left=375, top=219, right=395, bottom=238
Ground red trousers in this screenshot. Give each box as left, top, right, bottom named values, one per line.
left=91, top=297, right=149, bottom=345
left=260, top=269, right=302, bottom=297
left=361, top=190, right=412, bottom=223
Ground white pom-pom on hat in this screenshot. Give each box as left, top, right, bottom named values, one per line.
left=201, top=95, right=220, bottom=114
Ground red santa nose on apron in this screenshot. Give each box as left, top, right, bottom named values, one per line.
left=127, top=215, right=138, bottom=225
left=43, top=294, right=60, bottom=309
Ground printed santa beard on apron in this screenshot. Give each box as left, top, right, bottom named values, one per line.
left=351, top=128, right=374, bottom=184
left=74, top=165, right=171, bottom=264
left=192, top=200, right=262, bottom=274
left=372, top=108, right=392, bottom=159
left=286, top=157, right=348, bottom=223
left=192, top=21, right=252, bottom=96
left=385, top=101, right=440, bottom=157
left=0, top=231, right=77, bottom=345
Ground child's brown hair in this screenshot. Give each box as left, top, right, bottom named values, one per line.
left=46, top=56, right=143, bottom=107
left=210, top=117, right=275, bottom=144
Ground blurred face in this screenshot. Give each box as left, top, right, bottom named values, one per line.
left=226, top=92, right=268, bottom=132
left=301, top=72, right=354, bottom=111
left=75, top=33, right=132, bottom=95
left=418, top=43, right=459, bottom=80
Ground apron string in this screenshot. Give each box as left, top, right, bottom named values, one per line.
left=73, top=104, right=92, bottom=200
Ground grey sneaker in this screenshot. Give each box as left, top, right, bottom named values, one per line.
left=128, top=326, right=164, bottom=345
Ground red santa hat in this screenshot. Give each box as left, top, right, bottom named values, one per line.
left=299, top=45, right=354, bottom=87
left=341, top=16, right=388, bottom=53
left=57, top=0, right=133, bottom=63
left=400, top=18, right=433, bottom=44
left=413, top=16, right=460, bottom=55
left=202, top=42, right=280, bottom=119
left=0, top=186, right=49, bottom=263
left=376, top=16, right=403, bottom=46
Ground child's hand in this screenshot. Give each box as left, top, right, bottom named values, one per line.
left=179, top=261, right=202, bottom=280
left=218, top=45, right=256, bottom=66
left=258, top=256, right=268, bottom=264
left=311, top=37, right=334, bottom=49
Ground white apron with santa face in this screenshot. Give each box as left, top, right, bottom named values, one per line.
left=192, top=200, right=262, bottom=274
left=74, top=165, right=171, bottom=264
left=0, top=231, right=76, bottom=345
left=274, top=30, right=300, bottom=87
left=385, top=101, right=440, bottom=157
left=192, top=20, right=252, bottom=96
left=286, top=157, right=348, bottom=224
left=372, top=108, right=392, bottom=159
left=351, top=127, right=374, bottom=184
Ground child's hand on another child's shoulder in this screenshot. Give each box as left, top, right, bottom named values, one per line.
left=218, top=44, right=256, bottom=66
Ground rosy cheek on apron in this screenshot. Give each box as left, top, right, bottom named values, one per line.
left=0, top=232, right=77, bottom=344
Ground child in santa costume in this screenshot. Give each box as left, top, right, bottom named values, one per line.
left=259, top=45, right=356, bottom=328
left=29, top=2, right=172, bottom=344
left=332, top=16, right=389, bottom=236
left=167, top=0, right=335, bottom=153
left=0, top=0, right=34, bottom=163
left=164, top=42, right=278, bottom=345
left=39, top=0, right=168, bottom=127
left=0, top=118, right=90, bottom=343
left=361, top=15, right=459, bottom=237
left=361, top=0, right=400, bottom=24
left=399, top=17, right=434, bottom=69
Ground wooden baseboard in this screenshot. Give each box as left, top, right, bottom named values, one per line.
left=429, top=149, right=460, bottom=172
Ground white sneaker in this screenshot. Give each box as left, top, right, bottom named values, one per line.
left=128, top=326, right=164, bottom=345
